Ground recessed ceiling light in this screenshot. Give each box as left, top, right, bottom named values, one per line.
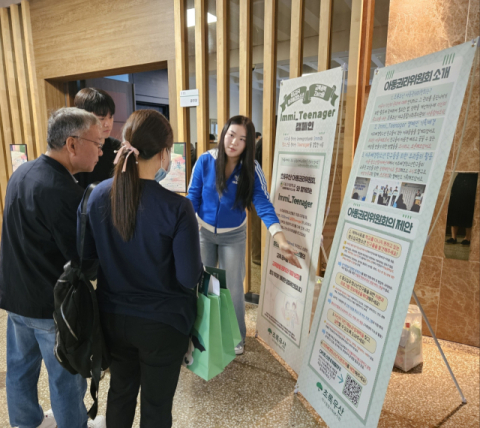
left=187, top=8, right=217, bottom=27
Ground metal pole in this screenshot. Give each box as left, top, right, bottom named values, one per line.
left=412, top=291, right=467, bottom=404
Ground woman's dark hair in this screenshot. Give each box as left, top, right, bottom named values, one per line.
left=74, top=87, right=116, bottom=117
left=215, top=115, right=256, bottom=210
left=111, top=110, right=173, bottom=241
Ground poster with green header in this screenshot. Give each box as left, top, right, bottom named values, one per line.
left=256, top=67, right=344, bottom=374
left=298, top=38, right=478, bottom=427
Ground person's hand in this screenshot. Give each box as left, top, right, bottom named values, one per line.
left=278, top=242, right=302, bottom=269
left=274, top=231, right=302, bottom=269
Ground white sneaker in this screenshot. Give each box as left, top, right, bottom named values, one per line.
left=234, top=343, right=244, bottom=355
left=37, top=409, right=56, bottom=428
left=87, top=415, right=106, bottom=428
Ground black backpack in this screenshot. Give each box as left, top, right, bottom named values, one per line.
left=53, top=183, right=110, bottom=420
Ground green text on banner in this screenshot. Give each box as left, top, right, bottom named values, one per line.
left=298, top=38, right=478, bottom=427
left=257, top=67, right=344, bottom=374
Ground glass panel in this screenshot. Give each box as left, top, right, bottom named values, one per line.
left=302, top=0, right=320, bottom=74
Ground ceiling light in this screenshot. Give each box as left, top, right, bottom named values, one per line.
left=187, top=8, right=217, bottom=27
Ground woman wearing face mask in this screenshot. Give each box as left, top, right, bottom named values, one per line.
left=78, top=110, right=203, bottom=428
left=187, top=115, right=301, bottom=355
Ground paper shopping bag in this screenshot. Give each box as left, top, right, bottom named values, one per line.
left=188, top=291, right=225, bottom=381
left=219, top=290, right=236, bottom=366
left=220, top=288, right=242, bottom=346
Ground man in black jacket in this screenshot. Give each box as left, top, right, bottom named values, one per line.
left=0, top=108, right=105, bottom=428
left=74, top=87, right=121, bottom=188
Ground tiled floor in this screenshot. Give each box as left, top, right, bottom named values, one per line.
left=0, top=305, right=479, bottom=427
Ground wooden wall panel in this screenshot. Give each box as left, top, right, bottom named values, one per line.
left=216, top=0, right=229, bottom=131
left=0, top=30, right=14, bottom=179
left=318, top=0, right=333, bottom=72
left=341, top=0, right=362, bottom=200
left=239, top=0, right=253, bottom=293
left=1, top=8, right=24, bottom=158
left=167, top=59, right=178, bottom=143
left=0, top=2, right=44, bottom=214
left=44, top=79, right=65, bottom=117
left=10, top=4, right=35, bottom=159
left=356, top=0, right=375, bottom=143
left=174, top=0, right=191, bottom=178
left=30, top=0, right=175, bottom=81
left=290, top=0, right=305, bottom=78
left=261, top=0, right=278, bottom=264
left=239, top=0, right=252, bottom=118
left=21, top=0, right=44, bottom=155
left=195, top=0, right=209, bottom=157
left=0, top=118, right=8, bottom=205
left=341, top=0, right=376, bottom=199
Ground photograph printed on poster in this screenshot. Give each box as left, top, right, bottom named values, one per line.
left=351, top=176, right=426, bottom=213
left=398, top=182, right=426, bottom=212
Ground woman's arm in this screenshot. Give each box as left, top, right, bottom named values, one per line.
left=251, top=162, right=301, bottom=268
left=185, top=155, right=204, bottom=213
left=173, top=198, right=204, bottom=288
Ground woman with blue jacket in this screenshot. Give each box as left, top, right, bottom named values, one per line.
left=187, top=115, right=300, bottom=355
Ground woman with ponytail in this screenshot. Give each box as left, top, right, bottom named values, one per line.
left=78, top=110, right=203, bottom=428
left=187, top=115, right=301, bottom=355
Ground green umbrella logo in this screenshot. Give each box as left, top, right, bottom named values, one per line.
left=268, top=328, right=272, bottom=335
left=316, top=382, right=323, bottom=391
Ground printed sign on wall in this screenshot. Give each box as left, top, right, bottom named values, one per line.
left=257, top=67, right=344, bottom=374
left=298, top=38, right=478, bottom=428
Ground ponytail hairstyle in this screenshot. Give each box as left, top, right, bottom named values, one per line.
left=215, top=115, right=256, bottom=210
left=110, top=110, right=173, bottom=241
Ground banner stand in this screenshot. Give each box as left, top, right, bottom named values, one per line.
left=295, top=45, right=479, bottom=411
left=409, top=46, right=479, bottom=406
left=411, top=291, right=466, bottom=404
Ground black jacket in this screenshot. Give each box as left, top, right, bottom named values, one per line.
left=75, top=137, right=121, bottom=189
left=0, top=154, right=96, bottom=318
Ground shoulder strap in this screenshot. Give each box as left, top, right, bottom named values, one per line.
left=79, top=183, right=97, bottom=267
left=86, top=277, right=103, bottom=420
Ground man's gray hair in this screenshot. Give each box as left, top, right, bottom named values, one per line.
left=47, top=107, right=100, bottom=150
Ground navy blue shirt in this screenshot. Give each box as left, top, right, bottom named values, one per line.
left=79, top=178, right=202, bottom=335
left=0, top=155, right=94, bottom=318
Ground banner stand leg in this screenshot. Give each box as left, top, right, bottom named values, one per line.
left=412, top=291, right=467, bottom=404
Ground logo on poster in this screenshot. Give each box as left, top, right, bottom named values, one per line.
left=267, top=328, right=287, bottom=351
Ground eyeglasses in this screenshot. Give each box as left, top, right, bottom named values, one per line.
left=70, top=136, right=104, bottom=151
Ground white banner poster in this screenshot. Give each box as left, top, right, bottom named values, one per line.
left=298, top=39, right=478, bottom=427
left=257, top=67, right=344, bottom=374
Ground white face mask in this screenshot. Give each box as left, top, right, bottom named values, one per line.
left=155, top=149, right=171, bottom=182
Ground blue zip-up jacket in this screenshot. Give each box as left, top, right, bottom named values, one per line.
left=187, top=149, right=280, bottom=233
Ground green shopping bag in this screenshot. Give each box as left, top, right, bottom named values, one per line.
left=220, top=288, right=242, bottom=346
left=203, top=267, right=242, bottom=362
left=188, top=283, right=224, bottom=381
left=188, top=267, right=242, bottom=381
